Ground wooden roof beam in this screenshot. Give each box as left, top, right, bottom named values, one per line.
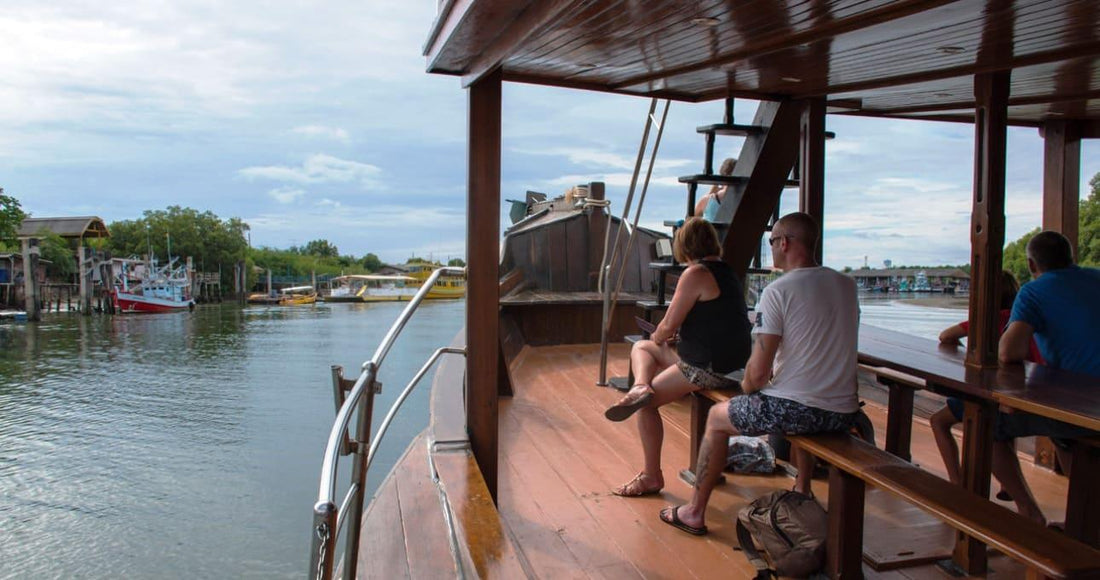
left=610, top=0, right=962, bottom=91
left=461, top=0, right=576, bottom=88
left=866, top=90, right=1100, bottom=116
left=500, top=71, right=703, bottom=102
left=797, top=41, right=1100, bottom=99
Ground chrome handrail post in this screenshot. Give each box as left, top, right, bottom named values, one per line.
left=312, top=266, right=468, bottom=578
left=310, top=501, right=337, bottom=580
left=341, top=361, right=378, bottom=580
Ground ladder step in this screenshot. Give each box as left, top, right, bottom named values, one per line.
left=648, top=261, right=686, bottom=273
left=679, top=174, right=799, bottom=188
left=638, top=301, right=669, bottom=312
left=662, top=220, right=729, bottom=230
left=696, top=123, right=764, bottom=136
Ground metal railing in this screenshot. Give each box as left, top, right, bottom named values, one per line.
left=310, top=266, right=466, bottom=580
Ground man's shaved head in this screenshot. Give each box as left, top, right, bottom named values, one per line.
left=774, top=212, right=819, bottom=250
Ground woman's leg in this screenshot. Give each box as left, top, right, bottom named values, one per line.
left=630, top=339, right=663, bottom=387
left=930, top=407, right=962, bottom=485
left=637, top=363, right=700, bottom=481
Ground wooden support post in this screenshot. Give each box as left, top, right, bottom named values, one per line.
left=1065, top=441, right=1100, bottom=547
left=965, top=71, right=1009, bottom=369
left=956, top=399, right=994, bottom=574
left=799, top=98, right=827, bottom=264
left=1041, top=122, right=1082, bottom=250
left=79, top=245, right=91, bottom=315
left=1034, top=119, right=1083, bottom=469
left=467, top=67, right=502, bottom=503
left=21, top=238, right=41, bottom=321
left=826, top=466, right=865, bottom=580
left=884, top=382, right=914, bottom=461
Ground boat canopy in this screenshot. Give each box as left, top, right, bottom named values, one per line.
left=425, top=0, right=1100, bottom=128
left=281, top=286, right=317, bottom=293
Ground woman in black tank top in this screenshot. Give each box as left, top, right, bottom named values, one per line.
left=604, top=218, right=752, bottom=497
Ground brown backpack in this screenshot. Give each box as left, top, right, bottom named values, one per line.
left=736, top=490, right=828, bottom=579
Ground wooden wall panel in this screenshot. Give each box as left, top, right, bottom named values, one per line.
left=565, top=215, right=589, bottom=290
left=548, top=224, right=568, bottom=289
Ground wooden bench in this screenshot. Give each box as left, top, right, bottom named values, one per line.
left=790, top=432, right=1100, bottom=579
left=681, top=386, right=741, bottom=484
left=859, top=364, right=925, bottom=461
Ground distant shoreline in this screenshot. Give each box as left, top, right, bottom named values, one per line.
left=896, top=296, right=969, bottom=309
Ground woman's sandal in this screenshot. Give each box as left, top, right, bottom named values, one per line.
left=605, top=385, right=654, bottom=422
left=611, top=472, right=662, bottom=497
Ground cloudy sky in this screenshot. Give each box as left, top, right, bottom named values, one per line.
left=3, top=1, right=1097, bottom=269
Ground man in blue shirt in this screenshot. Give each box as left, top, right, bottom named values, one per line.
left=997, top=230, right=1100, bottom=524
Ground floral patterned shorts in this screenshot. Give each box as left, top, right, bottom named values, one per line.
left=676, top=361, right=741, bottom=391
left=727, top=393, right=857, bottom=437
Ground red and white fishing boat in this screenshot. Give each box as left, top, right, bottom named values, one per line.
left=112, top=258, right=195, bottom=313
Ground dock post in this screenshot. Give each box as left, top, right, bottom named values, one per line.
left=21, top=238, right=41, bottom=321
left=79, top=245, right=90, bottom=315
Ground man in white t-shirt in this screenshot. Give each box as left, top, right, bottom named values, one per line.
left=660, top=212, right=860, bottom=536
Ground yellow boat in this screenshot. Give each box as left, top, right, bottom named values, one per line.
left=403, top=262, right=465, bottom=299
left=277, top=285, right=317, bottom=306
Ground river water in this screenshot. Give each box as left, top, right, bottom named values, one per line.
left=0, top=301, right=463, bottom=579
left=0, top=296, right=960, bottom=578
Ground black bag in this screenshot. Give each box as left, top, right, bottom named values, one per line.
left=736, top=490, right=828, bottom=579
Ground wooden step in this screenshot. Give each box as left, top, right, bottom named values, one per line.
left=663, top=219, right=729, bottom=230
left=696, top=123, right=764, bottom=136
left=678, top=174, right=799, bottom=188
left=696, top=124, right=836, bottom=140
left=648, top=261, right=685, bottom=273
left=637, top=301, right=668, bottom=312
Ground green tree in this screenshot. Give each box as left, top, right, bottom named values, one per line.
left=1003, top=227, right=1040, bottom=283
left=1080, top=172, right=1100, bottom=267
left=361, top=252, right=382, bottom=272
left=36, top=229, right=76, bottom=279
left=0, top=188, right=27, bottom=249
left=447, top=257, right=466, bottom=267
left=303, top=239, right=339, bottom=258
left=108, top=206, right=249, bottom=286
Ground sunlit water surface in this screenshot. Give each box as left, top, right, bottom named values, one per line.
left=0, top=301, right=463, bottom=579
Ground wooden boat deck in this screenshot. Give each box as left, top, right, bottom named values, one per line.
left=361, top=343, right=1071, bottom=579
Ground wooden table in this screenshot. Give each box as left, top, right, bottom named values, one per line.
left=858, top=325, right=1100, bottom=572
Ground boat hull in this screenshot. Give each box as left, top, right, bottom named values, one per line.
left=114, top=291, right=195, bottom=313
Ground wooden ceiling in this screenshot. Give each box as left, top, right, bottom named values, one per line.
left=424, top=0, right=1100, bottom=126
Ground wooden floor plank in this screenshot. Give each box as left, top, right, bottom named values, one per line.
left=357, top=342, right=1077, bottom=579
left=504, top=344, right=1073, bottom=579
left=359, top=463, right=412, bottom=580
left=393, top=438, right=458, bottom=580
left=499, top=449, right=592, bottom=579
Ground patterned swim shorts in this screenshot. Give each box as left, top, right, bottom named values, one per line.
left=677, top=361, right=741, bottom=390
left=727, top=392, right=857, bottom=436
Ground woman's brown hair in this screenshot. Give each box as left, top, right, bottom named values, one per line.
left=674, top=217, right=722, bottom=263
left=1000, top=270, right=1020, bottom=310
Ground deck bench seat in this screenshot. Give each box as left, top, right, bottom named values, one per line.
left=789, top=432, right=1100, bottom=579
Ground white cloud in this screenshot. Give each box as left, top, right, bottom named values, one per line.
left=292, top=125, right=350, bottom=143
left=238, top=154, right=381, bottom=187
left=540, top=173, right=682, bottom=189
left=268, top=186, right=305, bottom=204
left=512, top=146, right=695, bottom=172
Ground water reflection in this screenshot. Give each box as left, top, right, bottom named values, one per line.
left=0, top=300, right=464, bottom=579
